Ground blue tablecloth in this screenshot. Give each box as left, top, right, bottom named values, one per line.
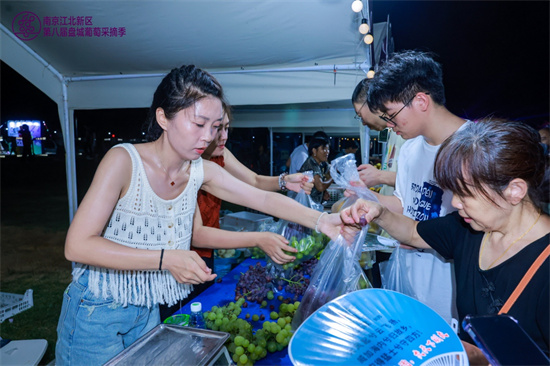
left=175, top=258, right=293, bottom=366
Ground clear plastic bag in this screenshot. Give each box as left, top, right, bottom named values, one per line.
left=267, top=171, right=328, bottom=272
left=292, top=227, right=371, bottom=330
left=329, top=153, right=379, bottom=203
left=379, top=245, right=417, bottom=299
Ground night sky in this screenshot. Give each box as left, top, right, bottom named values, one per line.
left=1, top=1, right=548, bottom=138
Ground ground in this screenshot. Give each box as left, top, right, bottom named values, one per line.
left=1, top=155, right=98, bottom=364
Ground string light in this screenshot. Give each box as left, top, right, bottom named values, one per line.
left=363, top=33, right=374, bottom=44
left=359, top=18, right=369, bottom=34
left=351, top=0, right=363, bottom=13
left=366, top=68, right=375, bottom=78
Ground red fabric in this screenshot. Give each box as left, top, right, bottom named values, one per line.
left=191, top=156, right=225, bottom=258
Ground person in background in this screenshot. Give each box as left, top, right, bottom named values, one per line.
left=287, top=130, right=329, bottom=174
left=55, top=65, right=349, bottom=365
left=159, top=107, right=314, bottom=320
left=363, top=50, right=470, bottom=325
left=19, top=124, right=33, bottom=159
left=352, top=78, right=405, bottom=196
left=299, top=137, right=333, bottom=207
left=539, top=126, right=549, bottom=156
left=342, top=119, right=550, bottom=363
left=334, top=139, right=359, bottom=160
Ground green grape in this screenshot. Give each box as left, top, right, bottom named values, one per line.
left=270, top=312, right=278, bottom=320
left=239, top=354, right=248, bottom=364
left=232, top=353, right=240, bottom=363
left=234, top=335, right=244, bottom=346
left=252, top=314, right=259, bottom=321
left=271, top=324, right=281, bottom=334
left=257, top=338, right=267, bottom=348
left=294, top=301, right=300, bottom=308
left=235, top=346, right=244, bottom=356
left=214, top=318, right=222, bottom=327
left=279, top=303, right=287, bottom=313
left=276, top=343, right=284, bottom=351
left=267, top=291, right=274, bottom=300
left=267, top=341, right=278, bottom=353
left=284, top=324, right=292, bottom=332
left=260, top=300, right=267, bottom=308
left=247, top=343, right=256, bottom=353
left=262, top=321, right=271, bottom=330
left=284, top=316, right=292, bottom=324
left=275, top=332, right=285, bottom=344
left=277, top=318, right=286, bottom=327
left=242, top=339, right=250, bottom=348
left=286, top=304, right=295, bottom=313
left=254, top=346, right=264, bottom=356
left=207, top=312, right=216, bottom=321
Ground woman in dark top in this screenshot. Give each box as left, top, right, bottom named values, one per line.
left=299, top=137, right=333, bottom=206
left=342, top=119, right=549, bottom=364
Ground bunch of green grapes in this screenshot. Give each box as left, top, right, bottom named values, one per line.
left=205, top=298, right=301, bottom=366
left=204, top=298, right=252, bottom=340
left=282, top=232, right=329, bottom=270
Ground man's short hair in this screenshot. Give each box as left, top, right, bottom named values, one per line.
left=367, top=50, right=446, bottom=113
left=352, top=78, right=370, bottom=104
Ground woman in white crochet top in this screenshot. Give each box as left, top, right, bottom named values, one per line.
left=55, top=65, right=351, bottom=365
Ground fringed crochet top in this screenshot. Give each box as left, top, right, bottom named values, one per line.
left=72, top=143, right=203, bottom=307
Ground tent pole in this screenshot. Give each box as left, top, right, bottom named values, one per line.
left=269, top=127, right=273, bottom=176
left=59, top=80, right=78, bottom=222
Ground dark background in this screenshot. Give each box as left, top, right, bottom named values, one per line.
left=1, top=1, right=549, bottom=139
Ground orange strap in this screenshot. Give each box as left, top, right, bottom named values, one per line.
left=499, top=244, right=550, bottom=314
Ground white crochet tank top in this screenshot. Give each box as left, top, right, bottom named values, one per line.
left=72, top=143, right=204, bottom=307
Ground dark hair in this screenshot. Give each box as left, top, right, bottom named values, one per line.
left=308, top=137, right=329, bottom=156
left=351, top=78, right=370, bottom=104
left=343, top=139, right=359, bottom=150
left=223, top=103, right=233, bottom=122
left=367, top=50, right=446, bottom=113
left=435, top=119, right=549, bottom=211
left=144, top=65, right=225, bottom=141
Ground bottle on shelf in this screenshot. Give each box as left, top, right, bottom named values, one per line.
left=189, top=302, right=205, bottom=329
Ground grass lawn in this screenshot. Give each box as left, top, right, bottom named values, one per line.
left=1, top=156, right=73, bottom=364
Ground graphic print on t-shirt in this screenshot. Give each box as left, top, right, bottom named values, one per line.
left=406, top=180, right=444, bottom=221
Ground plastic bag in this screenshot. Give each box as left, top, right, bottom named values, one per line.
left=292, top=227, right=371, bottom=329
left=379, top=245, right=417, bottom=299
left=329, top=154, right=382, bottom=235
left=329, top=153, right=379, bottom=203
left=267, top=171, right=328, bottom=272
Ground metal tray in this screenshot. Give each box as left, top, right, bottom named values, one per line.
left=104, top=324, right=230, bottom=366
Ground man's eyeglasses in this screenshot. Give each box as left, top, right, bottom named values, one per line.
left=354, top=100, right=368, bottom=120
left=379, top=92, right=430, bottom=126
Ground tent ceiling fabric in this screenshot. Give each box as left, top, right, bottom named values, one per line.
left=1, top=0, right=385, bottom=108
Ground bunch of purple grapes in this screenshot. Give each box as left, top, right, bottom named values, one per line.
left=235, top=262, right=273, bottom=303
left=299, top=257, right=318, bottom=277
left=286, top=276, right=310, bottom=297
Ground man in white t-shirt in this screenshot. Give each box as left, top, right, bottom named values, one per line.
left=366, top=51, right=468, bottom=327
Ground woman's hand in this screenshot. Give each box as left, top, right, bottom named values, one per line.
left=340, top=198, right=384, bottom=226
left=461, top=341, right=490, bottom=366
left=256, top=232, right=298, bottom=264
left=164, top=250, right=217, bottom=284
left=286, top=173, right=314, bottom=194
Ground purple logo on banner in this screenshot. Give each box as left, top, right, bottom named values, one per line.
left=12, top=11, right=41, bottom=41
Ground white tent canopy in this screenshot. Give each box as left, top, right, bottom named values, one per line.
left=1, top=0, right=391, bottom=219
